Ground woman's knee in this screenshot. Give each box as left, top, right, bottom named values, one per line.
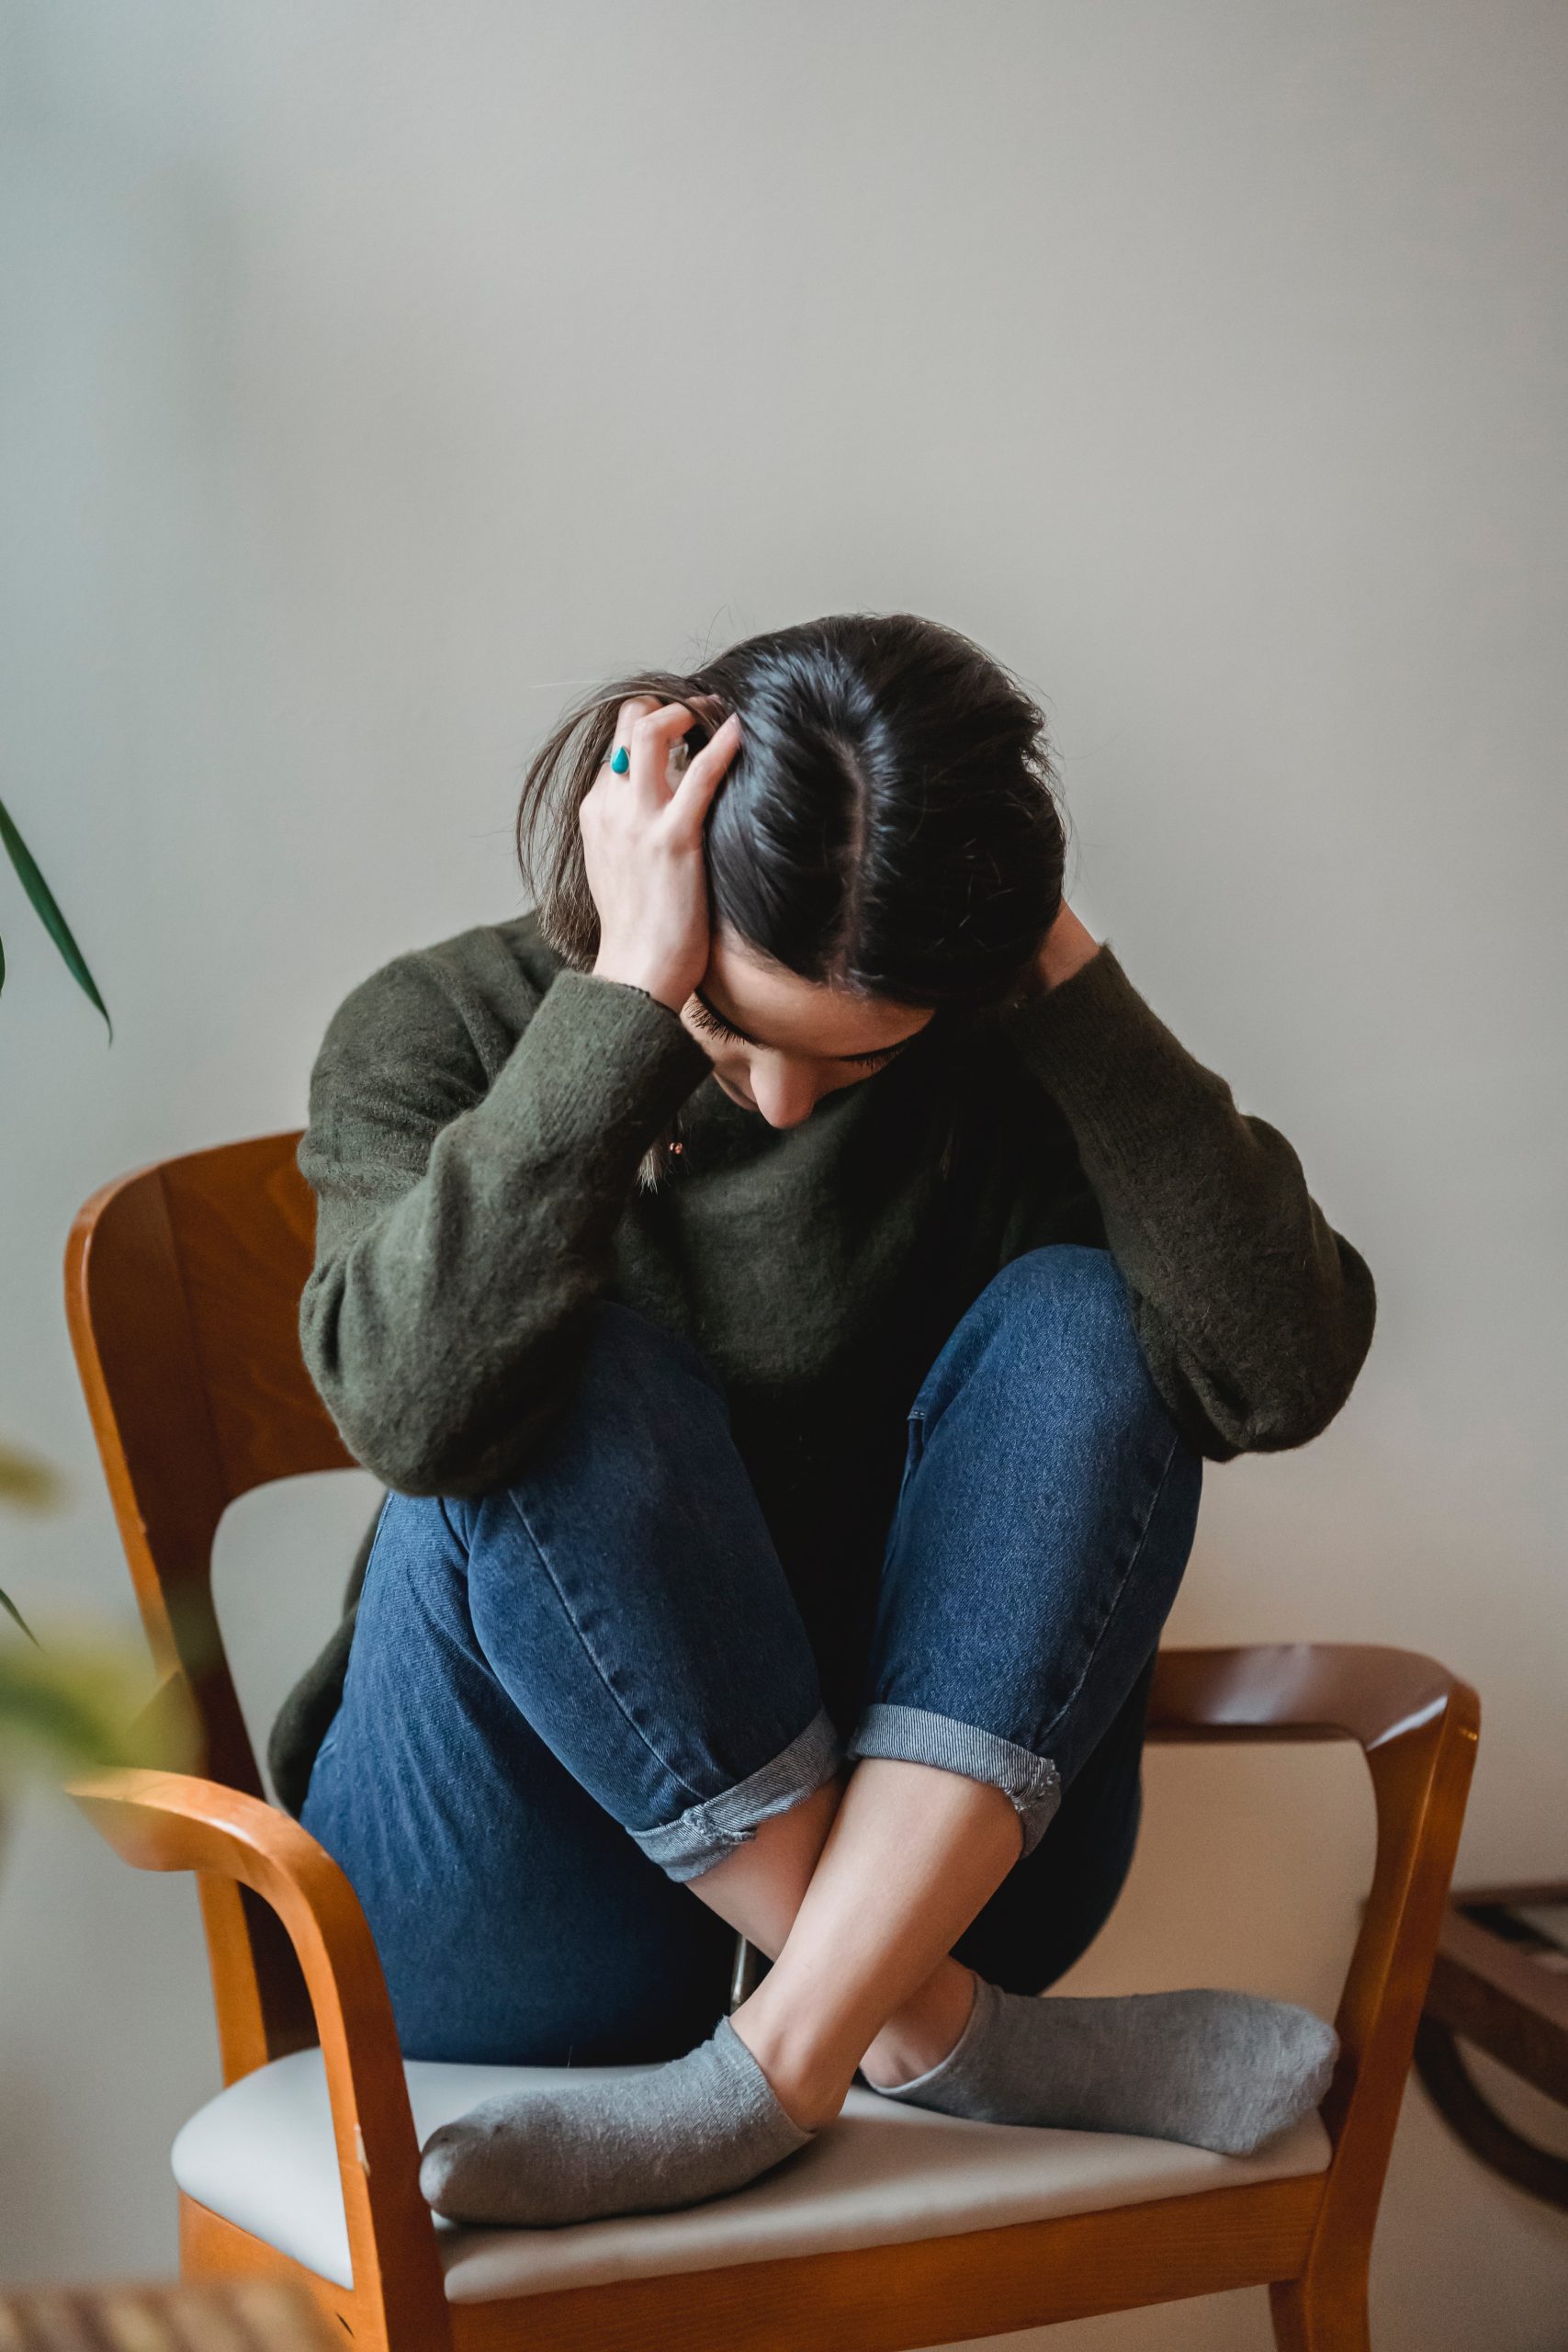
left=986, top=1242, right=1139, bottom=1351
left=424, top=1302, right=733, bottom=1543
left=575, top=1299, right=728, bottom=1405
left=935, top=1245, right=1170, bottom=1443
left=499, top=1301, right=729, bottom=1499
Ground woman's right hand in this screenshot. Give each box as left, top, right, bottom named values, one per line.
left=582, top=695, right=742, bottom=1012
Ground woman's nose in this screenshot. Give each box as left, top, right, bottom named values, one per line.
left=750, top=1061, right=819, bottom=1129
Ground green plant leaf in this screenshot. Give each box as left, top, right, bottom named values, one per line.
left=0, top=797, right=111, bottom=1036
left=0, top=1585, right=40, bottom=1647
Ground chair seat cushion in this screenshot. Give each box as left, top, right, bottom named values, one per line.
left=172, top=2049, right=1331, bottom=2302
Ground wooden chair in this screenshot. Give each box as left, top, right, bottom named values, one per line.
left=63, top=1133, right=1480, bottom=2352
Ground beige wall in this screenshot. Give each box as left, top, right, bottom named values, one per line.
left=2, top=3, right=1565, bottom=2340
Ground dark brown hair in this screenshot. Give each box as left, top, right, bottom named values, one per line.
left=515, top=611, right=1066, bottom=1181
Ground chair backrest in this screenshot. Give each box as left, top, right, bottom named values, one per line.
left=67, top=1132, right=352, bottom=2068
left=66, top=1131, right=349, bottom=1798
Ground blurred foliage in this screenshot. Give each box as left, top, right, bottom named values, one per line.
left=0, top=1624, right=196, bottom=1789
left=0, top=1439, right=65, bottom=1515
left=0, top=803, right=161, bottom=1793
left=0, top=806, right=197, bottom=1793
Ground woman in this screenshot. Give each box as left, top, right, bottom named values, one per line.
left=276, top=611, right=1375, bottom=2230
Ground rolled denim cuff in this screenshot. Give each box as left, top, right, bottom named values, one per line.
left=846, top=1703, right=1063, bottom=1857
left=629, top=1706, right=845, bottom=1884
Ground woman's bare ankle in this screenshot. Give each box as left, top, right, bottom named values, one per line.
left=727, top=1994, right=857, bottom=2132
left=860, top=1962, right=978, bottom=2091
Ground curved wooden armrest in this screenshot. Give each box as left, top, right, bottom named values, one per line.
left=1147, top=1643, right=1480, bottom=2266
left=70, top=1769, right=447, bottom=2339
left=1147, top=1640, right=1470, bottom=1752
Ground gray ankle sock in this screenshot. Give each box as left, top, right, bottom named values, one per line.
left=869, top=1978, right=1337, bottom=2157
left=419, top=2015, right=815, bottom=2227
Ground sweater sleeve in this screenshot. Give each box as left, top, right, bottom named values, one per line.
left=998, top=945, right=1376, bottom=1460
left=297, top=954, right=711, bottom=1495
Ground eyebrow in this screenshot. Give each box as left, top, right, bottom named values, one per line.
left=692, top=985, right=923, bottom=1061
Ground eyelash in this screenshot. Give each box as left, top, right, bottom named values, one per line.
left=689, top=998, right=900, bottom=1069
left=687, top=998, right=741, bottom=1045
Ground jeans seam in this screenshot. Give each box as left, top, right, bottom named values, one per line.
left=902, top=1408, right=926, bottom=1488
left=492, top=1487, right=713, bottom=1807
left=1030, top=1416, right=1185, bottom=1758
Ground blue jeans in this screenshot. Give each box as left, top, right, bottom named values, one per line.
left=301, top=1245, right=1201, bottom=2065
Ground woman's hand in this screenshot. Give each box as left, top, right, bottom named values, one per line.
left=582, top=695, right=742, bottom=1012
left=1035, top=902, right=1101, bottom=992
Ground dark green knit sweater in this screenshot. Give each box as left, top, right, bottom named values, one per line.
left=268, top=911, right=1374, bottom=1814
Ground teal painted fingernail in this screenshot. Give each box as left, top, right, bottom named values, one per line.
left=610, top=745, right=630, bottom=773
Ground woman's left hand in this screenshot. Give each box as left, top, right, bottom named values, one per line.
left=1035, top=903, right=1101, bottom=992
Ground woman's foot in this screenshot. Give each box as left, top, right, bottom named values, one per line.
left=419, top=2015, right=814, bottom=2227
left=863, top=1976, right=1338, bottom=2157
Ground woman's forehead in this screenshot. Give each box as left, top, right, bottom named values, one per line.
left=705, top=930, right=932, bottom=1057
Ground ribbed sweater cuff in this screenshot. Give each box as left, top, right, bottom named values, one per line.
left=489, top=967, right=711, bottom=1160
left=998, top=945, right=1232, bottom=1179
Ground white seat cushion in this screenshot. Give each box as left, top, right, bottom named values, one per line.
left=172, top=2050, right=1331, bottom=2302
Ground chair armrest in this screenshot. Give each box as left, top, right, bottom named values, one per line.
left=1147, top=1639, right=1470, bottom=1752
left=1146, top=1643, right=1480, bottom=2269
left=71, top=1769, right=448, bottom=2344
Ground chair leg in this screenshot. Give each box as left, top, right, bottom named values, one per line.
left=1269, top=2261, right=1371, bottom=2352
